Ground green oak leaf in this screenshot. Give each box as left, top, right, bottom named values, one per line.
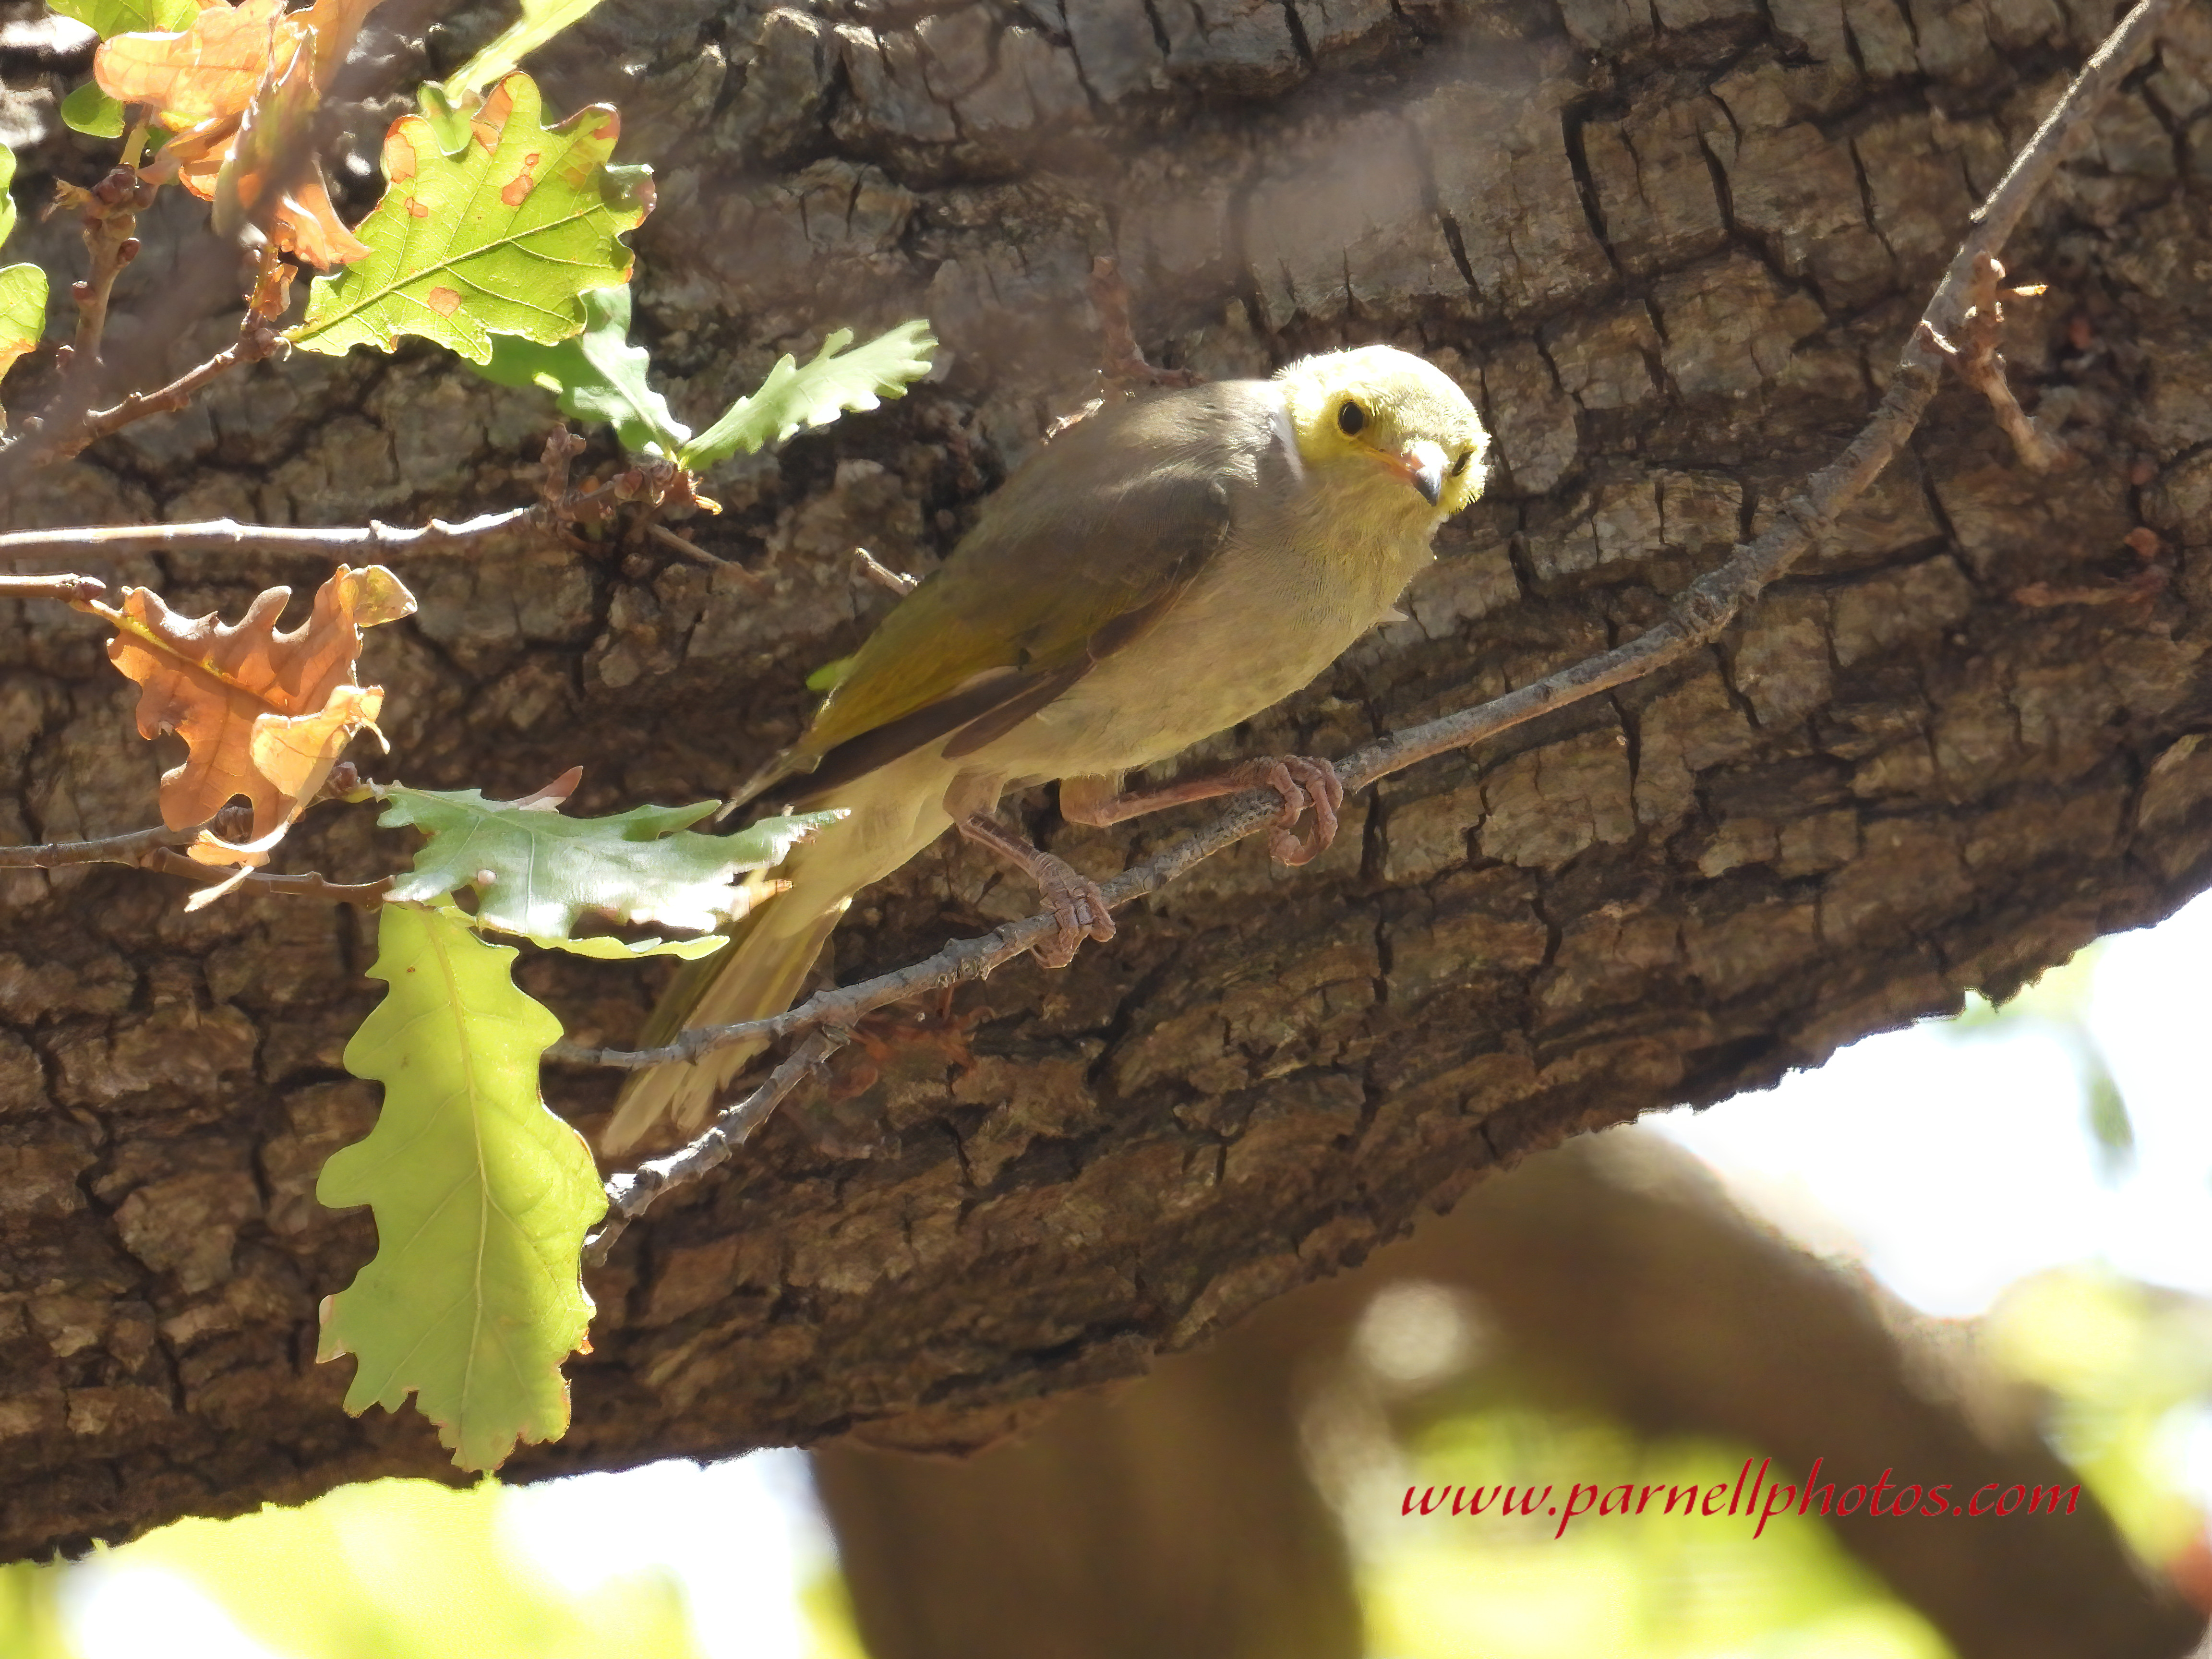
left=679, top=319, right=937, bottom=471
left=0, top=264, right=50, bottom=405
left=450, top=0, right=613, bottom=96
left=374, top=781, right=836, bottom=949
left=317, top=904, right=603, bottom=1473
left=60, top=81, right=127, bottom=139
left=472, top=285, right=690, bottom=456
left=413, top=79, right=477, bottom=158
left=48, top=0, right=198, bottom=36
left=290, top=71, right=652, bottom=365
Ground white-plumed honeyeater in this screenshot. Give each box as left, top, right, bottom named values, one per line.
left=603, top=345, right=1490, bottom=1153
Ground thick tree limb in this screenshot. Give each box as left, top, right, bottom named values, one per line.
left=559, top=0, right=2180, bottom=1236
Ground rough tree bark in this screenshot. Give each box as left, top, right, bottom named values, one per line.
left=4, top=0, right=2212, bottom=1560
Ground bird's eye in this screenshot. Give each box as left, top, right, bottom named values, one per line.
left=1337, top=400, right=1365, bottom=436
left=1449, top=449, right=1471, bottom=478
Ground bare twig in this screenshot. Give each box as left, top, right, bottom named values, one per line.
left=853, top=545, right=918, bottom=594
left=583, top=1026, right=847, bottom=1265
left=1089, top=257, right=1200, bottom=392
left=0, top=504, right=550, bottom=562
left=563, top=0, right=2180, bottom=1236
left=46, top=321, right=285, bottom=464
left=646, top=521, right=731, bottom=568
left=141, top=848, right=390, bottom=906
left=1920, top=255, right=2072, bottom=472
left=0, top=805, right=251, bottom=868
left=539, top=427, right=585, bottom=510
left=0, top=572, right=106, bottom=602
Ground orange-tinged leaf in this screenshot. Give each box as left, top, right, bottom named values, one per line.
left=0, top=263, right=47, bottom=404
left=297, top=0, right=385, bottom=90
left=106, top=0, right=387, bottom=267
left=292, top=72, right=650, bottom=363
left=96, top=0, right=291, bottom=125
left=93, top=564, right=415, bottom=838
left=268, top=170, right=369, bottom=268
left=251, top=680, right=385, bottom=806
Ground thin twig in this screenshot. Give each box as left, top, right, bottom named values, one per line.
left=0, top=805, right=251, bottom=868
left=46, top=321, right=285, bottom=465
left=853, top=545, right=918, bottom=594
left=646, top=521, right=731, bottom=568
left=563, top=0, right=2179, bottom=1236
left=1089, top=256, right=1200, bottom=392
left=140, top=847, right=391, bottom=906
left=583, top=1027, right=847, bottom=1264
left=0, top=505, right=543, bottom=562
left=1920, top=254, right=2073, bottom=473
left=0, top=572, right=106, bottom=602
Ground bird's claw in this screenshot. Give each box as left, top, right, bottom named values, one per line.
left=1259, top=756, right=1344, bottom=866
left=956, top=812, right=1116, bottom=970
left=1032, top=855, right=1116, bottom=969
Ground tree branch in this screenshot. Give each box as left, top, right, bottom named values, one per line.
left=0, top=572, right=106, bottom=602
left=139, top=847, right=391, bottom=906
left=0, top=807, right=250, bottom=868
left=1920, top=255, right=2073, bottom=473
left=0, top=445, right=691, bottom=563
left=560, top=0, right=2182, bottom=1234
left=0, top=505, right=548, bottom=562
left=43, top=320, right=286, bottom=465
left=583, top=1026, right=848, bottom=1264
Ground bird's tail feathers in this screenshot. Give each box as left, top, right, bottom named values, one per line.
left=599, top=898, right=846, bottom=1154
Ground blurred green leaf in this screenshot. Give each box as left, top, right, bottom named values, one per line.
left=680, top=320, right=936, bottom=471
left=805, top=652, right=856, bottom=693
left=291, top=72, right=650, bottom=365
left=451, top=0, right=613, bottom=97
left=2083, top=1065, right=2136, bottom=1178
left=318, top=904, right=603, bottom=1472
left=1986, top=1270, right=2212, bottom=1564
left=375, top=780, right=833, bottom=951
left=59, top=80, right=127, bottom=138
left=472, top=285, right=691, bottom=455
left=48, top=0, right=197, bottom=36
left=0, top=1563, right=79, bottom=1659
left=0, top=263, right=49, bottom=406
left=135, top=1479, right=707, bottom=1659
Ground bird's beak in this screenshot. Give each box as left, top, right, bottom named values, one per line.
left=1385, top=439, right=1450, bottom=507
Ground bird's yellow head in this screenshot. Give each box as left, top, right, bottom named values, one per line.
left=1277, top=345, right=1490, bottom=518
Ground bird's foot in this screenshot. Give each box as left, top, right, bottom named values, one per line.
left=1245, top=755, right=1344, bottom=867
left=1063, top=757, right=1343, bottom=866
left=957, top=813, right=1117, bottom=969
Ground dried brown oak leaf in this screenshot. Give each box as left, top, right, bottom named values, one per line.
left=92, top=564, right=414, bottom=842
left=96, top=0, right=387, bottom=268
